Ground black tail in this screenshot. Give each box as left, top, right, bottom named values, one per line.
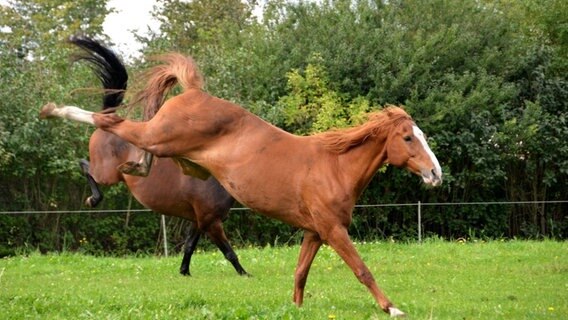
left=68, top=36, right=128, bottom=109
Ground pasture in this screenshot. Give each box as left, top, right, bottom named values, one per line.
left=0, top=240, right=565, bottom=319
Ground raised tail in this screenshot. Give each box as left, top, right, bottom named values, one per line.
left=135, top=53, right=204, bottom=120
left=68, top=36, right=128, bottom=110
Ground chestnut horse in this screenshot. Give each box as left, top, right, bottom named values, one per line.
left=41, top=50, right=442, bottom=317
left=64, top=37, right=247, bottom=276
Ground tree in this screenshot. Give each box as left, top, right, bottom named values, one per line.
left=0, top=0, right=152, bottom=254
left=138, top=0, right=567, bottom=239
left=276, top=54, right=372, bottom=134
left=0, top=0, right=110, bottom=207
left=2, top=0, right=566, bottom=255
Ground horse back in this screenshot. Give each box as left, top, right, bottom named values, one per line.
left=142, top=89, right=249, bottom=157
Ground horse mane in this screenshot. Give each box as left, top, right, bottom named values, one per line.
left=132, top=53, right=204, bottom=120
left=316, top=105, right=413, bottom=154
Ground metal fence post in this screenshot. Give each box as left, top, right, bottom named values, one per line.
left=418, top=201, right=422, bottom=243
left=161, top=215, right=169, bottom=257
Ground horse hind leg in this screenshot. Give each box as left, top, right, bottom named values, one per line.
left=180, top=222, right=202, bottom=276
left=206, top=222, right=248, bottom=276
left=293, top=230, right=322, bottom=306
left=40, top=103, right=96, bottom=125
left=79, top=159, right=103, bottom=207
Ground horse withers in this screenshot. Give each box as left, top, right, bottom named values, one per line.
left=41, top=46, right=441, bottom=317
left=58, top=37, right=247, bottom=277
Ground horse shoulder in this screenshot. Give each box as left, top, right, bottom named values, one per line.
left=301, top=137, right=357, bottom=217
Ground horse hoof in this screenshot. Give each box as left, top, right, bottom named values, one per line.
left=118, top=161, right=137, bottom=173
left=388, top=307, right=406, bottom=317
left=39, top=102, right=57, bottom=119
left=86, top=196, right=102, bottom=208
left=118, top=162, right=149, bottom=177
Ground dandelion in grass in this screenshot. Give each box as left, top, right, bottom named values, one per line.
left=328, top=305, right=336, bottom=319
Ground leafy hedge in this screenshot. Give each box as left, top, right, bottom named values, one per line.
left=0, top=0, right=566, bottom=255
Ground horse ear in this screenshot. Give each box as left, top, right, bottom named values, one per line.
left=382, top=105, right=403, bottom=118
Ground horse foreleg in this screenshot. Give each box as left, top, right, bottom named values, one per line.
left=293, top=231, right=322, bottom=306
left=326, top=226, right=405, bottom=317
left=79, top=159, right=103, bottom=207
left=206, top=221, right=249, bottom=276
left=179, top=222, right=202, bottom=276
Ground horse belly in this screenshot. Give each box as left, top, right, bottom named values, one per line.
left=124, top=165, right=194, bottom=220
left=218, top=166, right=312, bottom=229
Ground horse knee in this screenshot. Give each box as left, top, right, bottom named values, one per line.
left=223, top=250, right=238, bottom=262
left=355, top=269, right=375, bottom=285
left=79, top=159, right=90, bottom=174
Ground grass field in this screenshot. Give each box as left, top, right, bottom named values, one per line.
left=0, top=240, right=566, bottom=319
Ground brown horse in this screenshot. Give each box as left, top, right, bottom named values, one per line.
left=41, top=52, right=442, bottom=317
left=63, top=37, right=247, bottom=277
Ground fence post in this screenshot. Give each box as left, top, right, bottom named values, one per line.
left=161, top=215, right=169, bottom=257
left=418, top=201, right=422, bottom=243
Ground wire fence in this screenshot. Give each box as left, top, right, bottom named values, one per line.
left=2, top=200, right=567, bottom=256
left=3, top=200, right=567, bottom=215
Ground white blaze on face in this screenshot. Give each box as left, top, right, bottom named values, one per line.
left=412, top=125, right=442, bottom=183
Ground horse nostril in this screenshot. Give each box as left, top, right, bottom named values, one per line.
left=431, top=169, right=436, bottom=177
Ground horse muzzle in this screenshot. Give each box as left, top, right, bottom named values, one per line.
left=421, top=168, right=442, bottom=187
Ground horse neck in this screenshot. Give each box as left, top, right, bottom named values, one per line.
left=338, top=134, right=389, bottom=198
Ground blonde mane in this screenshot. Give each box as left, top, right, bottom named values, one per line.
left=316, top=106, right=413, bottom=153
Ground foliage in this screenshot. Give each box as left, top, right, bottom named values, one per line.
left=276, top=54, right=373, bottom=134
left=0, top=0, right=110, bottom=207
left=0, top=0, right=567, bottom=255
left=0, top=0, right=160, bottom=255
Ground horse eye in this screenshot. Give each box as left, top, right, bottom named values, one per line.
left=404, top=136, right=412, bottom=142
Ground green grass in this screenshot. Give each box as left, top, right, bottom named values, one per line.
left=0, top=240, right=566, bottom=319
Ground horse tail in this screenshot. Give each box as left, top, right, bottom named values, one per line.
left=135, top=53, right=204, bottom=120
left=68, top=36, right=128, bottom=110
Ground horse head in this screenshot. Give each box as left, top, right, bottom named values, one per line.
left=384, top=109, right=442, bottom=187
